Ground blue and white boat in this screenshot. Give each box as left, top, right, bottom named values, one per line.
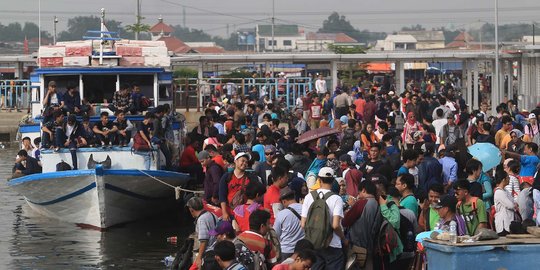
left=8, top=9, right=190, bottom=229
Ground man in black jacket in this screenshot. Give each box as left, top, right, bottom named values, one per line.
left=13, top=150, right=42, bottom=178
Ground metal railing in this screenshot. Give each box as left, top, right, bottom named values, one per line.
left=0, top=80, right=32, bottom=111
left=174, top=77, right=312, bottom=111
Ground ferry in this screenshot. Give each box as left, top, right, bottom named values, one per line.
left=8, top=9, right=190, bottom=229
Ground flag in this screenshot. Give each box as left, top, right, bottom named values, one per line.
left=23, top=36, right=29, bottom=54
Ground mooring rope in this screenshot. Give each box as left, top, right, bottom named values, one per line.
left=137, top=169, right=204, bottom=199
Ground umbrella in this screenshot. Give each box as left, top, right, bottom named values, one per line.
left=296, top=127, right=340, bottom=144
left=467, top=143, right=502, bottom=172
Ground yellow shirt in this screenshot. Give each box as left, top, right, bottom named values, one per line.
left=495, top=129, right=509, bottom=149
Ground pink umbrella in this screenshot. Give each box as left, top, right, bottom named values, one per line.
left=296, top=127, right=340, bottom=144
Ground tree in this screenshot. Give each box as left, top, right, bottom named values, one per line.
left=318, top=12, right=386, bottom=44
left=401, top=24, right=426, bottom=31
left=58, top=16, right=132, bottom=41
left=125, top=16, right=151, bottom=40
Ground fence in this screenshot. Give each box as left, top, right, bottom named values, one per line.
left=0, top=80, right=32, bottom=111
left=174, top=77, right=313, bottom=111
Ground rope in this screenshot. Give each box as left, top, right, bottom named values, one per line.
left=137, top=169, right=204, bottom=200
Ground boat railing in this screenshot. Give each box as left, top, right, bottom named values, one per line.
left=0, top=80, right=32, bottom=111
left=174, top=77, right=312, bottom=111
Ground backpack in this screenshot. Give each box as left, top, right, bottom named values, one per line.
left=341, top=129, right=356, bottom=152
left=233, top=239, right=268, bottom=270
left=56, top=160, right=72, bottom=171
left=376, top=218, right=400, bottom=256
left=392, top=110, right=405, bottom=130
left=304, top=190, right=335, bottom=250
left=398, top=208, right=416, bottom=254
left=201, top=249, right=220, bottom=270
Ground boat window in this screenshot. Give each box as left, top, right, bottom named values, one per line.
left=82, top=75, right=117, bottom=103
left=119, top=75, right=154, bottom=99
left=44, top=76, right=79, bottom=97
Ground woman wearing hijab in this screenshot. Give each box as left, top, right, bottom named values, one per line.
left=506, top=129, right=525, bottom=154
left=402, top=111, right=424, bottom=150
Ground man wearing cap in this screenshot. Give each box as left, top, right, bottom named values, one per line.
left=186, top=197, right=218, bottom=269
left=454, top=180, right=488, bottom=235
left=254, top=145, right=276, bottom=186
left=434, top=195, right=467, bottom=236
left=301, top=167, right=346, bottom=269
left=42, top=81, right=63, bottom=122
left=439, top=113, right=463, bottom=151
left=219, top=152, right=260, bottom=221
left=199, top=150, right=224, bottom=205
left=273, top=186, right=304, bottom=261
left=209, top=220, right=236, bottom=242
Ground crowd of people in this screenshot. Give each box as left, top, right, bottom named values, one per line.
left=177, top=76, right=540, bottom=270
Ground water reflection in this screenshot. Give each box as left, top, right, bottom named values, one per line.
left=1, top=147, right=194, bottom=269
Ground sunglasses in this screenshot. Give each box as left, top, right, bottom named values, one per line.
left=265, top=152, right=274, bottom=156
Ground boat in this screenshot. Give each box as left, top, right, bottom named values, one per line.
left=8, top=9, right=191, bottom=229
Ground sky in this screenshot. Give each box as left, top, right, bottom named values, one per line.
left=1, top=0, right=539, bottom=37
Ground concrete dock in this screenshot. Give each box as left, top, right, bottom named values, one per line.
left=0, top=111, right=27, bottom=142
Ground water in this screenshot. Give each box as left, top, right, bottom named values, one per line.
left=0, top=147, right=194, bottom=269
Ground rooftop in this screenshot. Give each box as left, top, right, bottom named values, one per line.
left=305, top=32, right=358, bottom=43
left=257, top=25, right=300, bottom=36
left=398, top=30, right=445, bottom=42
left=150, top=18, right=174, bottom=34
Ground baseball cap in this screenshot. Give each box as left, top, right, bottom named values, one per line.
left=279, top=186, right=295, bottom=200
left=197, top=150, right=210, bottom=160
left=48, top=81, right=57, bottom=87
left=318, top=167, right=335, bottom=178
left=433, top=195, right=458, bottom=210
left=388, top=91, right=395, bottom=96
left=529, top=113, right=536, bottom=119
left=234, top=152, right=251, bottom=162
left=209, top=220, right=234, bottom=236
left=264, top=145, right=277, bottom=154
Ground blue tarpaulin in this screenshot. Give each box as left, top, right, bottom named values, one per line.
left=427, top=62, right=463, bottom=71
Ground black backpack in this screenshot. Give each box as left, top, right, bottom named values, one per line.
left=201, top=249, right=220, bottom=270
left=341, top=129, right=356, bottom=152
left=397, top=207, right=417, bottom=253
left=56, top=160, right=72, bottom=171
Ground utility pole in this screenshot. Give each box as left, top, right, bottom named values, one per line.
left=38, top=0, right=41, bottom=46
left=493, top=0, right=500, bottom=111
left=135, top=0, right=141, bottom=40
left=53, top=16, right=58, bottom=45
left=183, top=7, right=186, bottom=28
left=533, top=23, right=536, bottom=45
left=271, top=0, right=275, bottom=52
left=226, top=24, right=229, bottom=37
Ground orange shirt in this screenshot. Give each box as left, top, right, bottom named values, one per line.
left=354, top=98, right=366, bottom=116
left=361, top=133, right=380, bottom=151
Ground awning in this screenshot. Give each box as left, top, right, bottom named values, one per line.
left=427, top=62, right=463, bottom=71
left=364, top=62, right=392, bottom=73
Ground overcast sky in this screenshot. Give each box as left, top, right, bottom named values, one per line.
left=1, top=0, right=539, bottom=36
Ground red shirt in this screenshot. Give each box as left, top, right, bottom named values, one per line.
left=263, top=185, right=281, bottom=224
left=179, top=145, right=198, bottom=167
left=354, top=98, right=366, bottom=116
left=233, top=202, right=263, bottom=233
left=227, top=173, right=251, bottom=205
left=237, top=231, right=278, bottom=264
left=212, top=155, right=225, bottom=169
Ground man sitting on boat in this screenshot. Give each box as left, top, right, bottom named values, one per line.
left=113, top=111, right=133, bottom=147
left=130, top=84, right=149, bottom=115
left=41, top=110, right=65, bottom=150
left=42, top=81, right=63, bottom=122
left=62, top=84, right=89, bottom=116
left=12, top=149, right=42, bottom=178
left=80, top=115, right=97, bottom=147
left=108, top=84, right=133, bottom=114
left=93, top=111, right=118, bottom=148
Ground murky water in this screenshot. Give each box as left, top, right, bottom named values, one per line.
left=0, top=147, right=194, bottom=269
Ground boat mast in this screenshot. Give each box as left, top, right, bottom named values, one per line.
left=100, top=8, right=105, bottom=65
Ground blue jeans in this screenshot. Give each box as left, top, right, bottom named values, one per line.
left=311, top=246, right=345, bottom=270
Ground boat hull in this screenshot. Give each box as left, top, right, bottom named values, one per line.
left=8, top=167, right=190, bottom=229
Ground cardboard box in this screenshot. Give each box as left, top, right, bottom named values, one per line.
left=144, top=56, right=170, bottom=67
left=39, top=57, right=63, bottom=67
left=119, top=56, right=145, bottom=67
left=141, top=46, right=168, bottom=57
left=91, top=58, right=118, bottom=67
left=65, top=46, right=92, bottom=56
left=116, top=46, right=143, bottom=56
left=39, top=46, right=66, bottom=57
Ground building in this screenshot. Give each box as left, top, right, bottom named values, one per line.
left=446, top=32, right=477, bottom=49
left=184, top=42, right=226, bottom=54
left=522, top=36, right=540, bottom=44
left=373, top=35, right=417, bottom=51
left=149, top=17, right=174, bottom=41
left=296, top=32, right=358, bottom=52
left=398, top=31, right=445, bottom=50
left=255, top=24, right=304, bottom=52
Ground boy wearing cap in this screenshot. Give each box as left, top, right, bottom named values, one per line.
left=198, top=150, right=224, bottom=205
left=439, top=113, right=463, bottom=150
left=274, top=186, right=305, bottom=261
left=454, top=180, right=487, bottom=235
left=300, top=167, right=346, bottom=269
left=524, top=113, right=540, bottom=141
left=254, top=145, right=276, bottom=186
left=434, top=195, right=467, bottom=236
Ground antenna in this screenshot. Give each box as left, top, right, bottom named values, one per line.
left=100, top=8, right=105, bottom=65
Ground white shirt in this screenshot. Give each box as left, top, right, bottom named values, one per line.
left=494, top=188, right=515, bottom=233
left=315, top=79, right=327, bottom=94
left=301, top=188, right=344, bottom=248
left=50, top=93, right=59, bottom=105
left=432, top=119, right=448, bottom=144
left=65, top=123, right=75, bottom=137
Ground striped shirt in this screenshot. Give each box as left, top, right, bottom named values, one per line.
left=237, top=230, right=278, bottom=264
